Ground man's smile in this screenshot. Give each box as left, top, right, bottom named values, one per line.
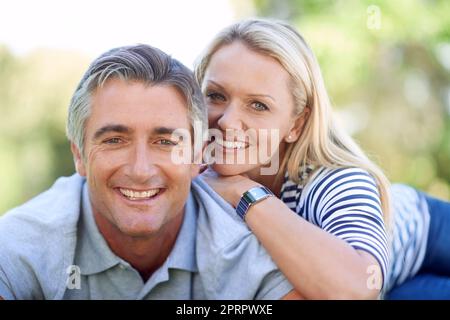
left=114, top=187, right=165, bottom=203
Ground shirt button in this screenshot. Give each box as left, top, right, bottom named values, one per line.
left=119, top=264, right=126, bottom=270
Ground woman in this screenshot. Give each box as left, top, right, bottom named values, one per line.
left=194, top=18, right=450, bottom=299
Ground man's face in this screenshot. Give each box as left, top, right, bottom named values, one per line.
left=72, top=78, right=198, bottom=237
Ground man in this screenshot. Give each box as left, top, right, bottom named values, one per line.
left=0, top=44, right=296, bottom=299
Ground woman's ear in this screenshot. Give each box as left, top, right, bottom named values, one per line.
left=285, top=107, right=310, bottom=143
left=71, top=142, right=87, bottom=177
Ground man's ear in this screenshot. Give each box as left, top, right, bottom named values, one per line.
left=71, top=142, right=87, bottom=177
left=285, top=107, right=310, bottom=143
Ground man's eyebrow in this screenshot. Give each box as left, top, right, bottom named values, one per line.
left=93, top=125, right=181, bottom=140
left=93, top=124, right=131, bottom=140
left=152, top=127, right=178, bottom=135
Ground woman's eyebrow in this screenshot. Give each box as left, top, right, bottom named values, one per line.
left=247, top=94, right=276, bottom=102
left=207, top=80, right=276, bottom=102
left=206, top=80, right=226, bottom=91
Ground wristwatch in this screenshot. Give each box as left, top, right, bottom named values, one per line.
left=236, top=186, right=274, bottom=220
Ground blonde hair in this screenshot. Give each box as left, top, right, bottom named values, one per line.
left=194, top=18, right=392, bottom=227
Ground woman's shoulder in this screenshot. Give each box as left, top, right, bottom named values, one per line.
left=285, top=165, right=378, bottom=191
left=313, top=166, right=378, bottom=193
left=281, top=166, right=380, bottom=214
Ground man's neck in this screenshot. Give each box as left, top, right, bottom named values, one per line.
left=93, top=210, right=184, bottom=282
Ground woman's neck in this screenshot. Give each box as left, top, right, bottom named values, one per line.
left=246, top=167, right=284, bottom=197
left=246, top=144, right=287, bottom=196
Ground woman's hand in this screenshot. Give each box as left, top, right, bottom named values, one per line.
left=201, top=168, right=261, bottom=207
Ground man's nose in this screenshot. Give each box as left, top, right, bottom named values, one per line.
left=128, top=143, right=158, bottom=183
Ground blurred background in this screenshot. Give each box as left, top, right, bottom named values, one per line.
left=1, top=0, right=449, bottom=214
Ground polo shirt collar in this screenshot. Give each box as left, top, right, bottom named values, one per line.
left=76, top=183, right=122, bottom=275
left=75, top=182, right=198, bottom=277
left=137, top=192, right=198, bottom=299
left=165, top=191, right=198, bottom=273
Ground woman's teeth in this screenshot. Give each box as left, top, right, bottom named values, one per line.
left=216, top=139, right=247, bottom=149
left=119, top=188, right=160, bottom=200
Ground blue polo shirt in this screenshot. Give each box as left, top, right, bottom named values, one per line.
left=0, top=174, right=293, bottom=300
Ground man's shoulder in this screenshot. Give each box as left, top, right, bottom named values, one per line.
left=191, top=176, right=252, bottom=249
left=190, top=176, right=293, bottom=300
left=0, top=174, right=83, bottom=299
left=0, top=174, right=85, bottom=240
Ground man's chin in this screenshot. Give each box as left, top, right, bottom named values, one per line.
left=116, top=220, right=164, bottom=239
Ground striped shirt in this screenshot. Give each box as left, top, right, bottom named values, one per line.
left=280, top=166, right=430, bottom=293
left=386, top=184, right=430, bottom=292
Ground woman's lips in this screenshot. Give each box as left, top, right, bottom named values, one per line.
left=214, top=138, right=248, bottom=150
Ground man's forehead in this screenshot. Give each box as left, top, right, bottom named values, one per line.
left=87, top=80, right=191, bottom=132
left=93, top=79, right=187, bottom=103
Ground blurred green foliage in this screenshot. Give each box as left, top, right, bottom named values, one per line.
left=1, top=0, right=449, bottom=214
left=251, top=0, right=450, bottom=198
left=0, top=46, right=89, bottom=213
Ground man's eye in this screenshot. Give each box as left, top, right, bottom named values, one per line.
left=104, top=137, right=122, bottom=144
left=157, top=139, right=177, bottom=146
left=206, top=92, right=226, bottom=102
left=251, top=101, right=269, bottom=111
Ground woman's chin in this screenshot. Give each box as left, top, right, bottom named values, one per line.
left=211, top=163, right=258, bottom=176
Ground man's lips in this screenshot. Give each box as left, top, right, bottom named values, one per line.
left=114, top=187, right=165, bottom=202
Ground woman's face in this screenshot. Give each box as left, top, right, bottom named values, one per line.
left=202, top=41, right=301, bottom=177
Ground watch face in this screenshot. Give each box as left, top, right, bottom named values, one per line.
left=244, top=186, right=272, bottom=203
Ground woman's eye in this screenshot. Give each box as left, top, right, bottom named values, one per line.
left=206, top=92, right=226, bottom=102
left=104, top=137, right=122, bottom=144
left=251, top=101, right=269, bottom=111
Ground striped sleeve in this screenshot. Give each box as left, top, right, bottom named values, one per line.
left=304, top=168, right=389, bottom=287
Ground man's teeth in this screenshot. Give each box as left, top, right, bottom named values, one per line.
left=216, top=139, right=246, bottom=149
left=119, top=188, right=160, bottom=200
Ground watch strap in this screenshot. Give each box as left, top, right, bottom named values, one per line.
left=236, top=186, right=274, bottom=220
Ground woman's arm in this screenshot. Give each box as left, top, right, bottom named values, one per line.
left=245, top=196, right=382, bottom=299
left=282, top=290, right=305, bottom=300
left=202, top=170, right=386, bottom=300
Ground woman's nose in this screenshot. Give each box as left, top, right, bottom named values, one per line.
left=217, top=103, right=243, bottom=131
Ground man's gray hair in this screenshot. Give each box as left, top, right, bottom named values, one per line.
left=67, top=44, right=207, bottom=154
